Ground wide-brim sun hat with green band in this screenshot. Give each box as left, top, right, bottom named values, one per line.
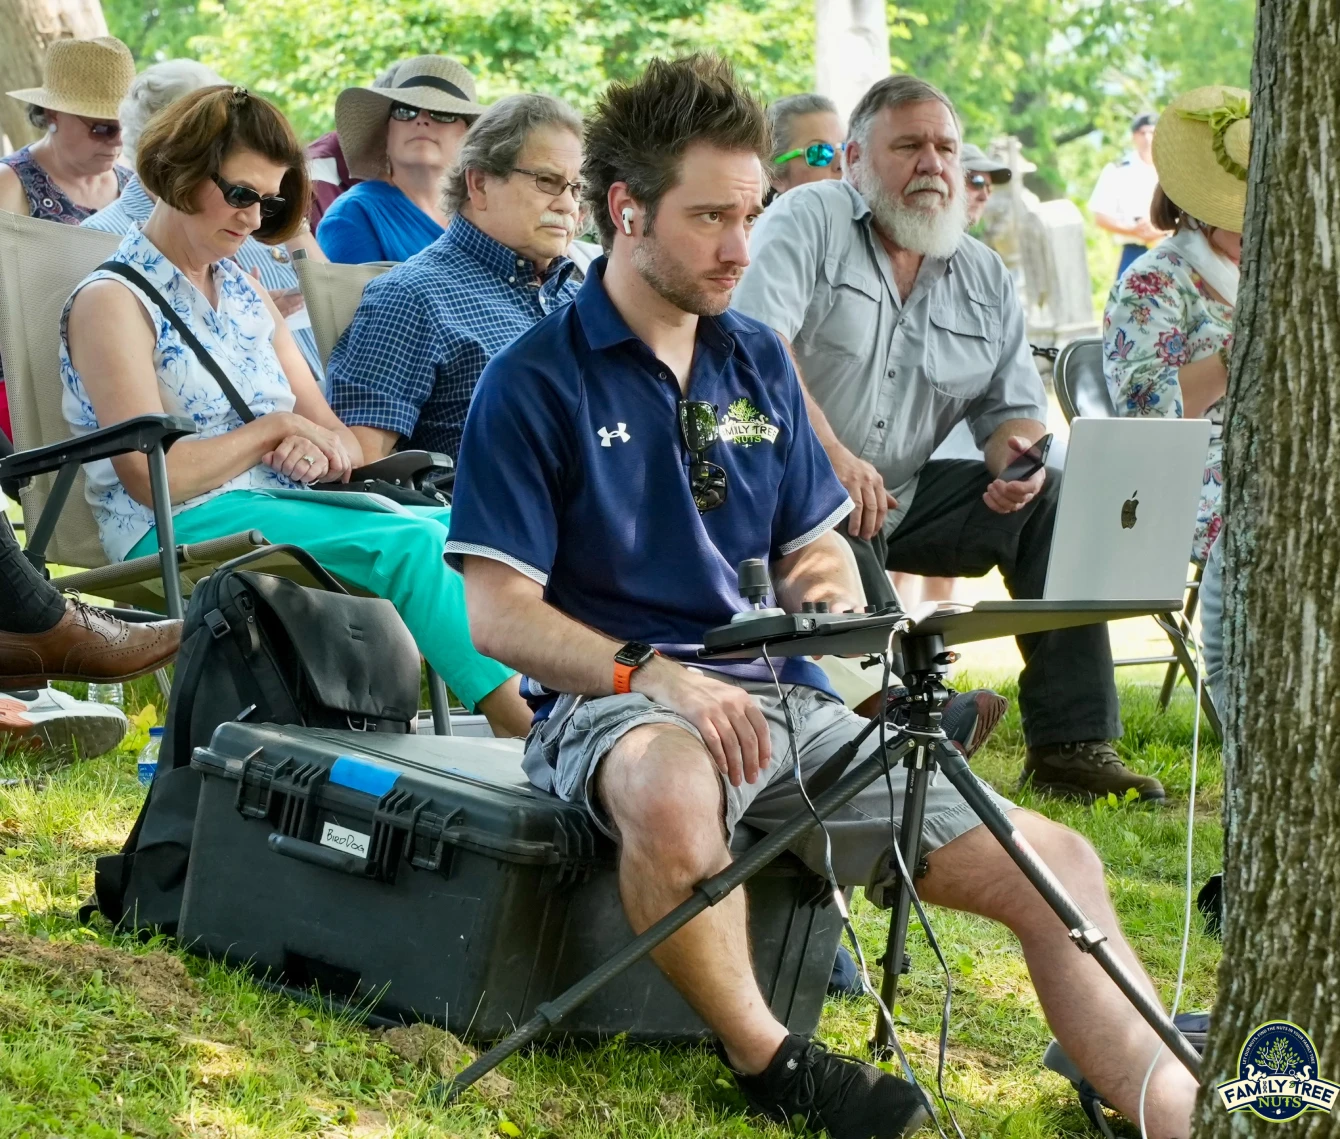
left=335, top=55, right=486, bottom=181
left=7, top=36, right=136, bottom=121
left=1152, top=85, right=1251, bottom=233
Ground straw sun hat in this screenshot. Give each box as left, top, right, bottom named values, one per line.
left=1152, top=85, right=1251, bottom=233
left=335, top=55, right=486, bottom=180
left=7, top=36, right=136, bottom=121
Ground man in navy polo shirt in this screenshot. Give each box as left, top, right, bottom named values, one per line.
left=447, top=57, right=1198, bottom=1139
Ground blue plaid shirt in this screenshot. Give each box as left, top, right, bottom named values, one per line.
left=325, top=216, right=580, bottom=459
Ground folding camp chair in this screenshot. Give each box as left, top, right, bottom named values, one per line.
left=0, top=212, right=459, bottom=733
left=290, top=251, right=392, bottom=366
left=1053, top=336, right=1221, bottom=738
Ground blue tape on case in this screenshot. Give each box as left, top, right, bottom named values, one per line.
left=330, top=755, right=400, bottom=797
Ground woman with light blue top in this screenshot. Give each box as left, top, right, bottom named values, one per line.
left=316, top=56, right=483, bottom=263
left=82, top=60, right=328, bottom=386
left=61, top=84, right=531, bottom=737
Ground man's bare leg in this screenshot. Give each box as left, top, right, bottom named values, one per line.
left=917, top=810, right=1198, bottom=1139
left=596, top=723, right=787, bottom=1074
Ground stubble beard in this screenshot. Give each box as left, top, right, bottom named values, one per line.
left=632, top=234, right=735, bottom=317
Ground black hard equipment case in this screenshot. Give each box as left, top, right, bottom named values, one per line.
left=181, top=721, right=844, bottom=1042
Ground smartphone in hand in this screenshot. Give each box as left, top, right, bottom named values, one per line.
left=999, top=433, right=1053, bottom=483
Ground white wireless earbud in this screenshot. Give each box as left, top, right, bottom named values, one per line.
left=621, top=206, right=635, bottom=235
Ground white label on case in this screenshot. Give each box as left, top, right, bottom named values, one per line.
left=320, top=821, right=370, bottom=859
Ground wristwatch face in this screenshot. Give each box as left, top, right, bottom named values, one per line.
left=614, top=641, right=656, bottom=668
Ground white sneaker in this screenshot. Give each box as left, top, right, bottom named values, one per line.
left=0, top=686, right=129, bottom=759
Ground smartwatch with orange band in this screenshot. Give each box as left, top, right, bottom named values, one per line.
left=613, top=641, right=657, bottom=694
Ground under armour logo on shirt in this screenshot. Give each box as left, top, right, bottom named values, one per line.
left=598, top=423, right=631, bottom=447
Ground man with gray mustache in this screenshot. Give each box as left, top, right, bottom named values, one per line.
left=327, top=94, right=584, bottom=461
left=734, top=76, right=1159, bottom=802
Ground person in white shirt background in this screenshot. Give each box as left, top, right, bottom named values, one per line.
left=1088, top=111, right=1166, bottom=280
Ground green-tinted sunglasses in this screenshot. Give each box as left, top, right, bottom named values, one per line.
left=773, top=141, right=842, bottom=168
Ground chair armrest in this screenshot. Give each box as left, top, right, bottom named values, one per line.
left=0, top=414, right=197, bottom=482
left=348, top=449, right=453, bottom=487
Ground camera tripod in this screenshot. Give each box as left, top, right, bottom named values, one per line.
left=850, top=629, right=1201, bottom=1078
left=436, top=601, right=1200, bottom=1102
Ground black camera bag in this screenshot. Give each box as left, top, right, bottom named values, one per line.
left=84, top=545, right=421, bottom=934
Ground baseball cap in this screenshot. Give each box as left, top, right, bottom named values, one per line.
left=960, top=143, right=1012, bottom=185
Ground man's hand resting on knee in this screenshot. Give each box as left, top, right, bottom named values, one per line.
left=462, top=556, right=773, bottom=790
left=633, top=657, right=772, bottom=788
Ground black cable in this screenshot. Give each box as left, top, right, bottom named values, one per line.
left=761, top=646, right=946, bottom=1138
left=876, top=638, right=967, bottom=1139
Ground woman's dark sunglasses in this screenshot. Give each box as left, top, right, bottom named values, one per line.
left=211, top=173, right=287, bottom=218
left=679, top=400, right=728, bottom=513
left=389, top=101, right=464, bottom=125
left=74, top=115, right=121, bottom=140
left=967, top=173, right=991, bottom=190
left=773, top=141, right=842, bottom=168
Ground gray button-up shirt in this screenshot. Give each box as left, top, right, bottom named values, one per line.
left=733, top=179, right=1046, bottom=530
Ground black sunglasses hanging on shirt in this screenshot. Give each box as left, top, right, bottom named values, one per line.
left=678, top=400, right=728, bottom=513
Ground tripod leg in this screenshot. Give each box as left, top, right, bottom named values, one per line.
left=931, top=741, right=1201, bottom=1079
left=874, top=742, right=932, bottom=1055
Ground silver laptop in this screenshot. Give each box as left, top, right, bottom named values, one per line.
left=1043, top=418, right=1213, bottom=602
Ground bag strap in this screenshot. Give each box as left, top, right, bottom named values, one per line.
left=96, top=260, right=256, bottom=424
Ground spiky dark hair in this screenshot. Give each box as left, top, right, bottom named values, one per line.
left=582, top=54, right=769, bottom=248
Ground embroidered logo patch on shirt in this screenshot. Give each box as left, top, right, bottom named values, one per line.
left=719, top=398, right=780, bottom=446
left=598, top=423, right=631, bottom=446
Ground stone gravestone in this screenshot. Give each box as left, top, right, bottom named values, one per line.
left=981, top=138, right=1097, bottom=349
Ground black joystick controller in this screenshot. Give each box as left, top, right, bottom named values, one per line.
left=731, top=558, right=785, bottom=623
left=738, top=558, right=770, bottom=606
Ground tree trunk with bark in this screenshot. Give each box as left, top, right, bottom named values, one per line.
left=1193, top=0, right=1340, bottom=1134
left=0, top=0, right=108, bottom=153
left=814, top=0, right=890, bottom=125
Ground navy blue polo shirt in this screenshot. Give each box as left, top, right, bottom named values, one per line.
left=446, top=259, right=853, bottom=713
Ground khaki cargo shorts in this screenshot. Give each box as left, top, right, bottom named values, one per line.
left=523, top=681, right=1017, bottom=907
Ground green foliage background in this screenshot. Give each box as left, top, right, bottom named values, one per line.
left=104, top=0, right=1255, bottom=199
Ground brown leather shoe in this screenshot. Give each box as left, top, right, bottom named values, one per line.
left=1020, top=740, right=1166, bottom=803
left=0, top=600, right=182, bottom=688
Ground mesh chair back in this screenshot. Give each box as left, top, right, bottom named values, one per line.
left=292, top=256, right=393, bottom=365
left=1054, top=336, right=1117, bottom=422
left=0, top=212, right=120, bottom=568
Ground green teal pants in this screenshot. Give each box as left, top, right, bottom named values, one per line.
left=127, top=490, right=513, bottom=711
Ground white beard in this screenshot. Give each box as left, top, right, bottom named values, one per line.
left=851, top=164, right=969, bottom=259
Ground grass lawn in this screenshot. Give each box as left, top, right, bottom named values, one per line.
left=0, top=671, right=1221, bottom=1139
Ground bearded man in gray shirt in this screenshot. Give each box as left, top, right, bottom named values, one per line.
left=734, top=75, right=1160, bottom=803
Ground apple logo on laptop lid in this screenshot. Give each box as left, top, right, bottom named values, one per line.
left=1121, top=491, right=1139, bottom=530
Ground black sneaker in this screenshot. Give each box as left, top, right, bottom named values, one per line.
left=731, top=1034, right=930, bottom=1138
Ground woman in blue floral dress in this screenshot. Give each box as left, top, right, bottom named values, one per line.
left=1102, top=85, right=1249, bottom=565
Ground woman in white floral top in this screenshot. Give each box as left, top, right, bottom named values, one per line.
left=1102, top=85, right=1249, bottom=565
left=60, top=86, right=532, bottom=736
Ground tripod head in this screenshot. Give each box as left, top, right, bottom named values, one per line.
left=893, top=630, right=960, bottom=732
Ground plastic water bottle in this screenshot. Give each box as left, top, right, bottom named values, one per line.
left=137, top=727, right=163, bottom=786
left=88, top=682, right=124, bottom=707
